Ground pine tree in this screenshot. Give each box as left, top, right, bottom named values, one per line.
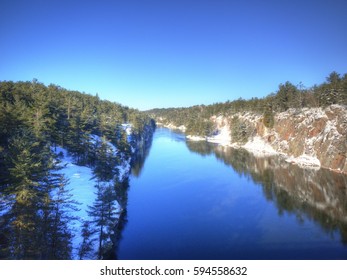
left=92, top=137, right=119, bottom=182
left=263, top=105, right=275, bottom=128
left=66, top=115, right=90, bottom=164
left=78, top=221, right=97, bottom=259
left=275, top=82, right=300, bottom=111
left=87, top=183, right=118, bottom=259
left=5, top=131, right=50, bottom=258
left=42, top=175, right=80, bottom=259
left=3, top=130, right=77, bottom=259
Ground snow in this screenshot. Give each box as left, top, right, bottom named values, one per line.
left=117, top=156, right=131, bottom=182
left=285, top=155, right=321, bottom=168
left=89, top=133, right=131, bottom=181
left=121, top=123, right=132, bottom=135
left=1, top=124, right=136, bottom=259
left=242, top=136, right=278, bottom=157
left=207, top=126, right=231, bottom=145
left=177, top=125, right=186, bottom=131
left=54, top=146, right=99, bottom=259
left=186, top=135, right=206, bottom=141
left=90, top=134, right=118, bottom=155
left=0, top=195, right=12, bottom=216
left=183, top=110, right=334, bottom=169
left=53, top=137, right=129, bottom=259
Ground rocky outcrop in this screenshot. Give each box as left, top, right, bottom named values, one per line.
left=208, top=105, right=347, bottom=174
left=266, top=105, right=346, bottom=173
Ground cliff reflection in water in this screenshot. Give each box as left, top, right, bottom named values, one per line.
left=185, top=140, right=347, bottom=244
left=110, top=131, right=154, bottom=259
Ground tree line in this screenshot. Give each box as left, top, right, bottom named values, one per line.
left=148, top=71, right=347, bottom=137
left=0, top=79, right=154, bottom=259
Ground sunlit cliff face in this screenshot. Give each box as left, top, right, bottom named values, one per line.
left=265, top=105, right=347, bottom=173
left=207, top=105, right=347, bottom=173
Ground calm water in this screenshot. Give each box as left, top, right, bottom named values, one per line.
left=117, top=127, right=347, bottom=259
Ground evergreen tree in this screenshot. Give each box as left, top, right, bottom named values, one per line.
left=263, top=105, right=275, bottom=128
left=5, top=131, right=50, bottom=258
left=341, top=74, right=347, bottom=105
left=275, top=82, right=300, bottom=111
left=78, top=221, right=97, bottom=259
left=42, top=175, right=79, bottom=259
left=230, top=116, right=252, bottom=144
left=3, top=130, right=76, bottom=259
left=87, top=183, right=118, bottom=259
left=92, top=137, right=119, bottom=182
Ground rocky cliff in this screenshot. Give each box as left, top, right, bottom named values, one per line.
left=266, top=105, right=346, bottom=173
left=205, top=105, right=347, bottom=174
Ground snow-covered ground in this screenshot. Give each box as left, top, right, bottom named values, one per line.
left=242, top=136, right=278, bottom=157
left=186, top=135, right=206, bottom=141
left=90, top=134, right=118, bottom=154
left=52, top=132, right=131, bottom=259
left=285, top=155, right=321, bottom=169
left=54, top=146, right=99, bottom=259
left=206, top=125, right=231, bottom=145
left=0, top=195, right=11, bottom=217
left=121, top=123, right=132, bottom=135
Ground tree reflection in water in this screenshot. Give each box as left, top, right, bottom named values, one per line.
left=109, top=131, right=154, bottom=259
left=186, top=140, right=347, bottom=245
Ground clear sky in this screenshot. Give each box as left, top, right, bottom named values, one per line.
left=1, top=0, right=346, bottom=110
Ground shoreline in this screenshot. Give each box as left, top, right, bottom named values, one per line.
left=188, top=134, right=323, bottom=169
left=162, top=124, right=326, bottom=171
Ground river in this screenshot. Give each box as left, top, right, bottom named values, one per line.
left=116, top=127, right=347, bottom=259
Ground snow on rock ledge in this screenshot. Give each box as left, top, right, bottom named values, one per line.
left=242, top=136, right=278, bottom=157
left=285, top=155, right=321, bottom=168
left=186, top=135, right=206, bottom=141
left=182, top=105, right=347, bottom=173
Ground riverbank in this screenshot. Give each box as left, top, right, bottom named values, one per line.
left=159, top=105, right=347, bottom=173
left=54, top=122, right=155, bottom=259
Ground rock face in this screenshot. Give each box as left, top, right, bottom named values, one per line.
left=210, top=105, right=347, bottom=174
left=272, top=105, right=347, bottom=173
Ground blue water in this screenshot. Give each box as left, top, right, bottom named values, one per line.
left=117, top=128, right=347, bottom=259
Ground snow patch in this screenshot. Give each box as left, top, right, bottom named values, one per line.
left=54, top=147, right=99, bottom=259
left=0, top=195, right=12, bottom=216
left=207, top=124, right=231, bottom=145
left=117, top=157, right=131, bottom=182
left=121, top=123, right=132, bottom=135
left=285, top=155, right=321, bottom=169
left=186, top=135, right=206, bottom=141
left=53, top=143, right=126, bottom=259
left=242, top=136, right=278, bottom=157
left=90, top=134, right=118, bottom=155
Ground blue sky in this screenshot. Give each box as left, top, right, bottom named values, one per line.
left=1, top=0, right=346, bottom=110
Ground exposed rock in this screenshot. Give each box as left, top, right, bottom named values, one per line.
left=208, top=105, right=347, bottom=174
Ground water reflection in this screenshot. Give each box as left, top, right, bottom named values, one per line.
left=109, top=131, right=154, bottom=259
left=131, top=134, right=154, bottom=178
left=116, top=128, right=347, bottom=259
left=186, top=140, right=347, bottom=244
